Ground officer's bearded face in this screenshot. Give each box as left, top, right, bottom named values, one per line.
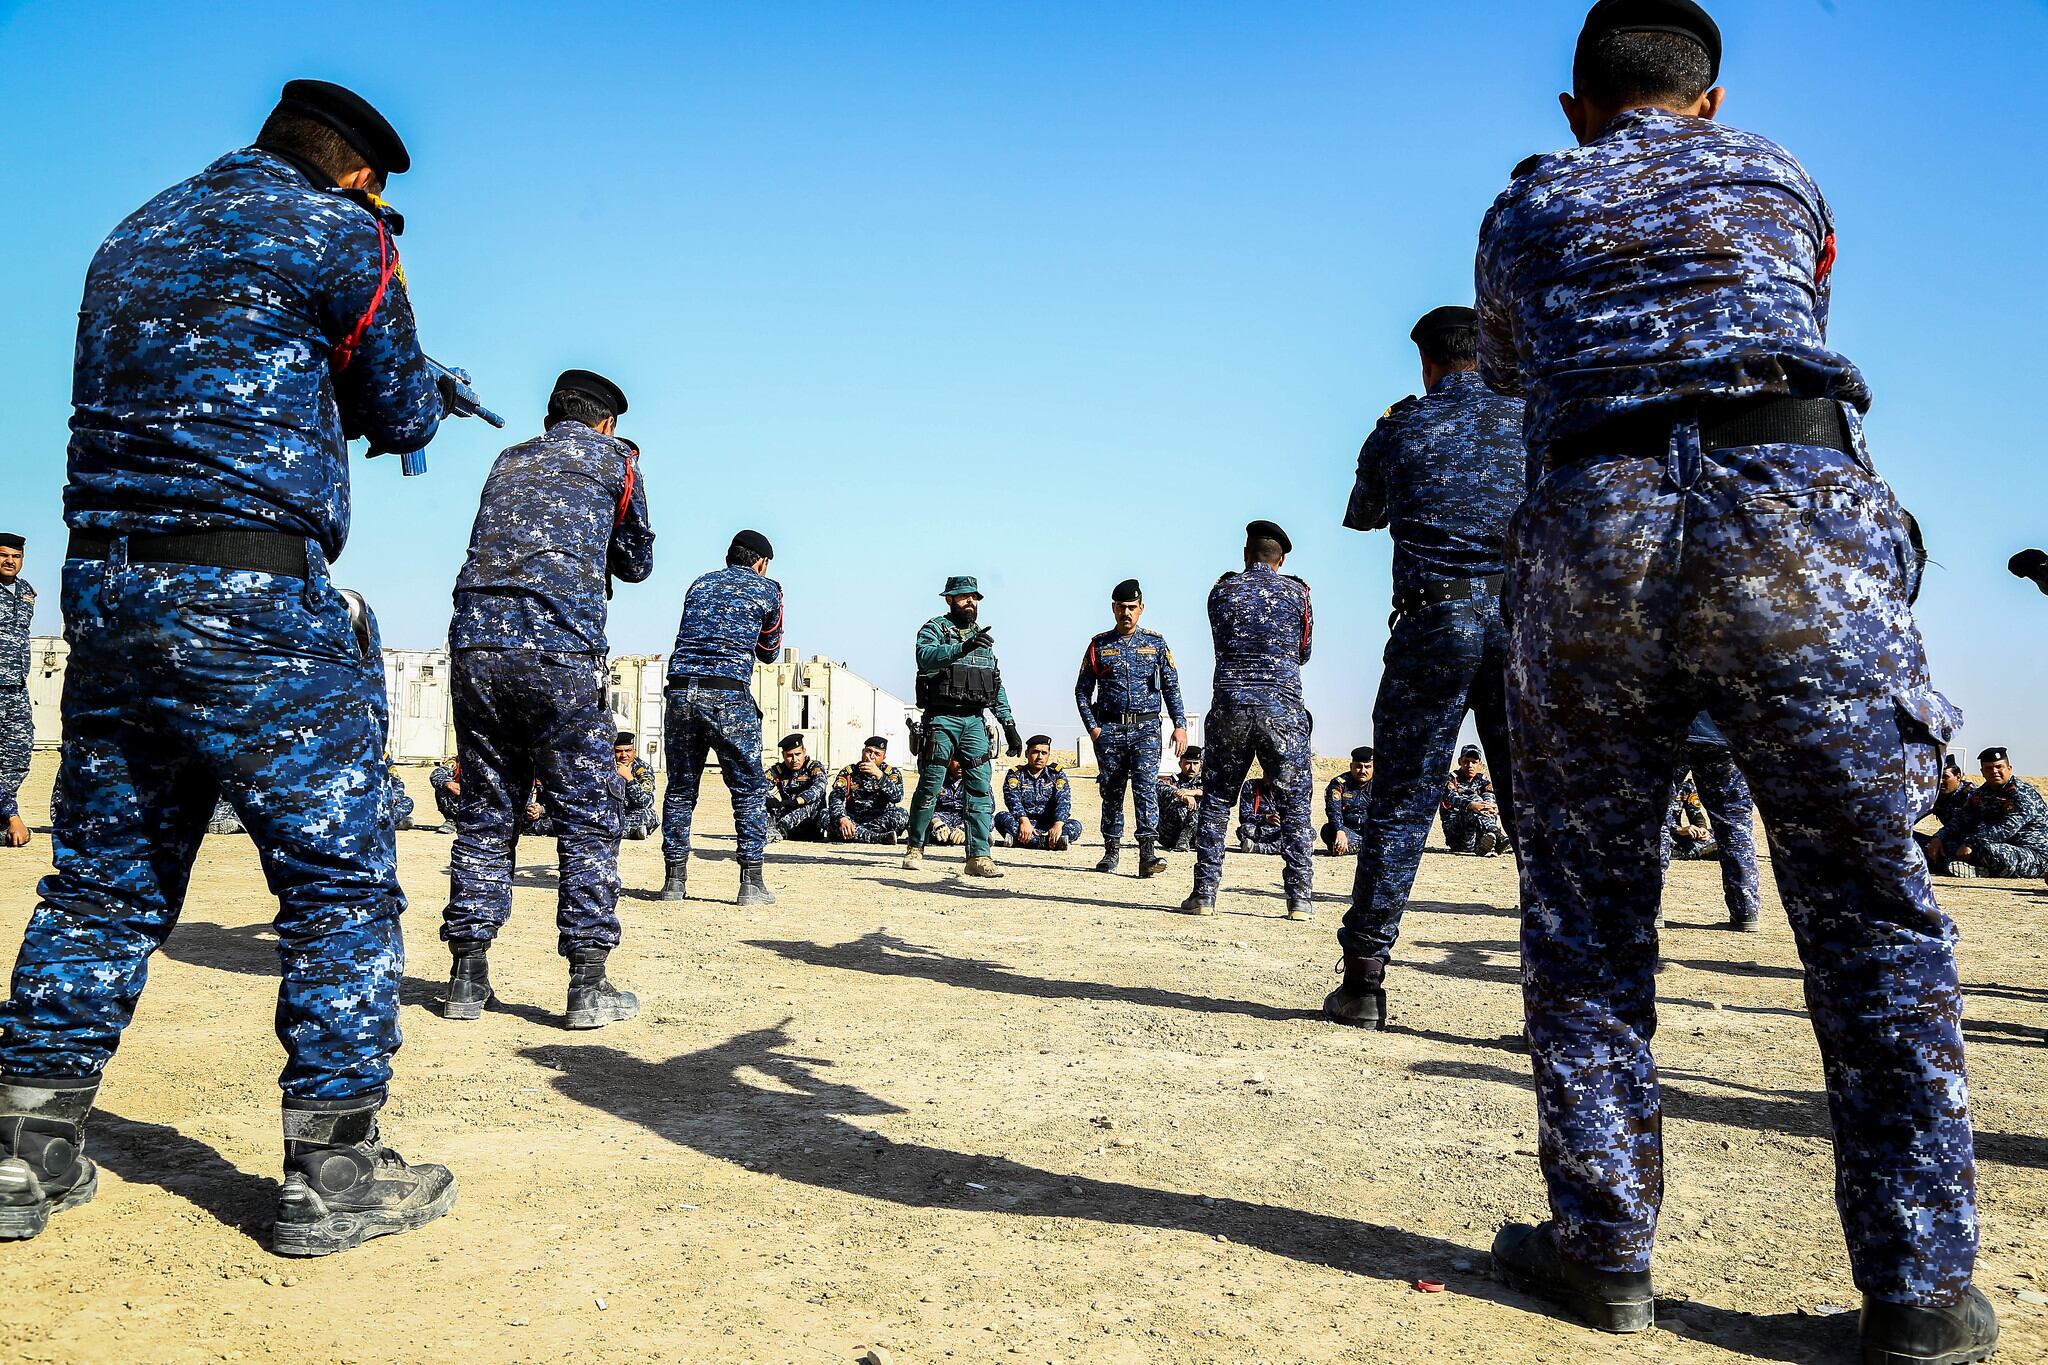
left=947, top=594, right=979, bottom=624
left=1350, top=759, right=1369, bottom=781
left=1180, top=758, right=1200, bottom=777
left=0, top=548, right=19, bottom=581
left=1982, top=758, right=2013, bottom=785
left=1112, top=600, right=1143, bottom=633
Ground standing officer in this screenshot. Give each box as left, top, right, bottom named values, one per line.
left=1478, top=5, right=1992, bottom=1357
left=1326, top=305, right=1524, bottom=1030
left=1322, top=747, right=1374, bottom=855
left=0, top=81, right=457, bottom=1255
left=1074, top=578, right=1188, bottom=877
left=903, top=576, right=1023, bottom=878
left=0, top=533, right=33, bottom=848
left=766, top=735, right=831, bottom=842
left=440, top=369, right=653, bottom=1031
left=1178, top=522, right=1314, bottom=920
left=1670, top=713, right=1760, bottom=929
left=657, top=530, right=782, bottom=906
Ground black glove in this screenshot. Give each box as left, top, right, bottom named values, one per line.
left=961, top=627, right=994, bottom=654
left=1002, top=722, right=1023, bottom=758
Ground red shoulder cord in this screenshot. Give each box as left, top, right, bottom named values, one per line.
left=332, top=218, right=396, bottom=375
left=616, top=448, right=639, bottom=527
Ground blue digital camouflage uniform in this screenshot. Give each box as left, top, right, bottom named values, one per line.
left=429, top=761, right=461, bottom=826
left=1236, top=778, right=1286, bottom=853
left=1322, top=771, right=1372, bottom=854
left=617, top=756, right=658, bottom=841
left=443, top=421, right=653, bottom=955
left=1478, top=108, right=1974, bottom=1305
left=1668, top=714, right=1762, bottom=924
left=1439, top=769, right=1505, bottom=853
left=926, top=768, right=967, bottom=842
left=386, top=767, right=415, bottom=831
left=0, top=575, right=34, bottom=826
left=828, top=760, right=909, bottom=843
left=1192, top=565, right=1314, bottom=901
left=0, top=147, right=443, bottom=1101
left=1938, top=777, right=2048, bottom=879
left=1155, top=768, right=1203, bottom=852
left=1339, top=370, right=1525, bottom=961
left=1664, top=773, right=1713, bottom=853
left=661, top=565, right=782, bottom=867
left=995, top=764, right=1081, bottom=848
left=905, top=617, right=1016, bottom=859
left=1075, top=627, right=1186, bottom=845
left=766, top=756, right=829, bottom=840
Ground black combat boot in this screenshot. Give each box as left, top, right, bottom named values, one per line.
left=565, top=948, right=640, bottom=1029
left=736, top=863, right=777, bottom=906
left=1286, top=896, right=1315, bottom=921
left=1137, top=839, right=1167, bottom=878
left=1860, top=1285, right=1999, bottom=1365
left=0, top=1075, right=100, bottom=1241
left=1093, top=841, right=1122, bottom=873
left=273, top=1092, right=456, bottom=1257
left=660, top=859, right=689, bottom=901
left=1324, top=954, right=1388, bottom=1028
left=1475, top=831, right=1499, bottom=857
left=1173, top=892, right=1216, bottom=916
left=1491, top=1221, right=1654, bottom=1333
left=439, top=939, right=492, bottom=1021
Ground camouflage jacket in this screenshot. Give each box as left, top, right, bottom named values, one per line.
left=829, top=761, right=905, bottom=823
left=1075, top=627, right=1187, bottom=730
left=667, top=563, right=784, bottom=684
left=768, top=757, right=828, bottom=810
left=1206, top=563, right=1312, bottom=710
left=1002, top=763, right=1072, bottom=826
left=0, top=578, right=34, bottom=685
left=1325, top=772, right=1372, bottom=831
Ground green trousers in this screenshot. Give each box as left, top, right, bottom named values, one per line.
left=906, top=715, right=994, bottom=857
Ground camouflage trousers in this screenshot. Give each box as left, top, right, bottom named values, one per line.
left=994, top=811, right=1081, bottom=847
left=1342, top=593, right=1513, bottom=959
left=1966, top=841, right=2048, bottom=879
left=1320, top=821, right=1365, bottom=854
left=767, top=799, right=829, bottom=840
left=1506, top=434, right=1974, bottom=1307
left=0, top=551, right=402, bottom=1101
left=907, top=716, right=994, bottom=857
left=0, top=685, right=30, bottom=824
left=444, top=649, right=622, bottom=955
left=1093, top=720, right=1163, bottom=843
left=1440, top=807, right=1506, bottom=853
left=1156, top=792, right=1198, bottom=851
left=661, top=685, right=769, bottom=865
left=1665, top=747, right=1762, bottom=924
left=833, top=806, right=910, bottom=844
left=1193, top=705, right=1312, bottom=900
left=1237, top=824, right=1286, bottom=853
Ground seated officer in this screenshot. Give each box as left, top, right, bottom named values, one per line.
left=1928, top=746, right=2048, bottom=879
left=1439, top=744, right=1504, bottom=856
left=995, top=736, right=1081, bottom=850
left=925, top=758, right=969, bottom=846
left=1321, top=746, right=1374, bottom=855
left=386, top=763, right=416, bottom=832
left=1665, top=773, right=1718, bottom=860
left=614, top=732, right=658, bottom=841
left=1155, top=745, right=1203, bottom=853
left=428, top=758, right=462, bottom=830
left=829, top=736, right=910, bottom=844
left=1236, top=770, right=1286, bottom=854
left=766, top=734, right=830, bottom=842
left=1915, top=755, right=1975, bottom=859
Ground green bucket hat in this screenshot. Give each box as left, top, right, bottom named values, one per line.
left=941, top=575, right=982, bottom=598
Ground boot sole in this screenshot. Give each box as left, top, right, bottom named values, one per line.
left=0, top=1162, right=98, bottom=1240
left=735, top=894, right=777, bottom=906
left=1862, top=1343, right=1998, bottom=1365
left=1494, top=1260, right=1654, bottom=1334
left=566, top=1002, right=642, bottom=1029
left=439, top=993, right=491, bottom=1021
left=658, top=889, right=690, bottom=901
left=272, top=1178, right=458, bottom=1258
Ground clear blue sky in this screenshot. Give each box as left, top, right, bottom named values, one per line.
left=3, top=1, right=2044, bottom=759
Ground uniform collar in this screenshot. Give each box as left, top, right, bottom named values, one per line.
left=1426, top=369, right=1484, bottom=397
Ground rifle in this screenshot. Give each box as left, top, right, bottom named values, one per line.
left=394, top=359, right=507, bottom=476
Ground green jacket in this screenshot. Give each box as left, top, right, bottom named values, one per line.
left=916, top=613, right=1015, bottom=726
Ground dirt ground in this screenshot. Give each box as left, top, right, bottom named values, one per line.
left=0, top=751, right=2043, bottom=1365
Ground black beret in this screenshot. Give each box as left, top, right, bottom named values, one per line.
left=730, top=529, right=774, bottom=562
left=615, top=732, right=636, bottom=747
left=1182, top=745, right=1203, bottom=762
left=1576, top=0, right=1722, bottom=87
left=1111, top=578, right=1142, bottom=604
left=1027, top=735, right=1052, bottom=748
left=1459, top=744, right=1483, bottom=759
left=780, top=734, right=806, bottom=751
left=1411, top=305, right=1478, bottom=345
left=552, top=368, right=628, bottom=417
left=1978, top=747, right=2009, bottom=764
left=864, top=736, right=888, bottom=751
left=1245, top=519, right=1292, bottom=553
left=0, top=533, right=23, bottom=550
left=1351, top=746, right=1374, bottom=763
left=276, top=79, right=411, bottom=177
left=1941, top=754, right=1962, bottom=773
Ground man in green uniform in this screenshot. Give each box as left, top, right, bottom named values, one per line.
left=903, top=576, right=1023, bottom=878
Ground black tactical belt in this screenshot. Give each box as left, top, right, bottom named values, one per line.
left=1394, top=574, right=1503, bottom=616
left=1552, top=395, right=1853, bottom=465
left=669, top=674, right=746, bottom=691
left=1102, top=712, right=1161, bottom=726
left=68, top=529, right=310, bottom=578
